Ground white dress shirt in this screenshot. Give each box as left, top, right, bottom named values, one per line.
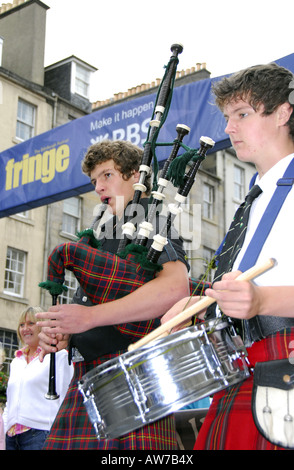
left=234, top=153, right=294, bottom=288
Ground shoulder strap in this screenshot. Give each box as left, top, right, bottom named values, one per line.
left=249, top=172, right=258, bottom=189
left=238, top=158, right=294, bottom=272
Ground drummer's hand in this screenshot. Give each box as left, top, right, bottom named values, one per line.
left=36, top=303, right=93, bottom=335
left=38, top=330, right=69, bottom=362
left=205, top=271, right=261, bottom=320
left=161, top=296, right=204, bottom=332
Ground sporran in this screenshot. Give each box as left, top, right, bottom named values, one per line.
left=252, top=359, right=294, bottom=449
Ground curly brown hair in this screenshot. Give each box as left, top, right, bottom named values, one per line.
left=82, top=140, right=151, bottom=195
left=212, top=63, right=294, bottom=141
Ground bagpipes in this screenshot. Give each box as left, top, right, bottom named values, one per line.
left=39, top=44, right=215, bottom=399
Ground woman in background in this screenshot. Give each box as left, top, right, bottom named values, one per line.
left=3, top=306, right=73, bottom=450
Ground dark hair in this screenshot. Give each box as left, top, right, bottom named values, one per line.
left=212, top=63, right=294, bottom=140
left=82, top=140, right=151, bottom=195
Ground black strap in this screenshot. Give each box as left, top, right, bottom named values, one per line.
left=68, top=287, right=139, bottom=362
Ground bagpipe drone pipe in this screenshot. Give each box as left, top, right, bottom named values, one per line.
left=39, top=44, right=215, bottom=398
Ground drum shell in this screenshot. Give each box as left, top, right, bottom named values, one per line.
left=79, top=321, right=249, bottom=439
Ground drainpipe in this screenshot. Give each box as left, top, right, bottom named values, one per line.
left=51, top=92, right=58, bottom=128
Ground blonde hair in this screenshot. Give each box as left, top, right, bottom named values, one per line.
left=17, top=306, right=44, bottom=345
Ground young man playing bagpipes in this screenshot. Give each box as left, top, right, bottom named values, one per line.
left=162, top=63, right=294, bottom=450
left=37, top=140, right=191, bottom=450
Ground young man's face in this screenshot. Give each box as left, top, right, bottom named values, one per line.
left=223, top=98, right=283, bottom=167
left=90, top=159, right=139, bottom=217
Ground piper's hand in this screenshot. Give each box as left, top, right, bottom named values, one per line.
left=205, top=270, right=261, bottom=320
left=38, top=330, right=69, bottom=362
left=36, top=303, right=94, bottom=335
left=161, top=296, right=204, bottom=332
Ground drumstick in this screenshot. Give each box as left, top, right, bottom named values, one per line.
left=155, top=320, right=192, bottom=340
left=128, top=258, right=276, bottom=351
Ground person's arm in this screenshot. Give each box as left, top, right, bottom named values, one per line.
left=36, top=260, right=189, bottom=336
left=205, top=271, right=294, bottom=319
left=160, top=271, right=294, bottom=331
left=160, top=295, right=205, bottom=332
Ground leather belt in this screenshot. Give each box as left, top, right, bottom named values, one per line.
left=243, top=315, right=294, bottom=346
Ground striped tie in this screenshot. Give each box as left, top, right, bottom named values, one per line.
left=213, top=184, right=262, bottom=282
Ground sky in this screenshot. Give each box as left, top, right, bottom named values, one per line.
left=43, top=0, right=294, bottom=103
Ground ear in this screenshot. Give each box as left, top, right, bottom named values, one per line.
left=132, top=170, right=140, bottom=183
left=277, top=102, right=293, bottom=126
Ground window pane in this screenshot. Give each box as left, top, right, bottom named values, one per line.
left=203, top=184, right=214, bottom=219
left=16, top=99, right=35, bottom=141
left=62, top=198, right=80, bottom=234
left=62, top=213, right=78, bottom=234
left=0, top=329, right=18, bottom=373
left=64, top=197, right=79, bottom=216
left=60, top=271, right=78, bottom=304
left=234, top=166, right=245, bottom=201
left=4, top=248, right=26, bottom=296
left=75, top=64, right=90, bottom=98
left=18, top=100, right=34, bottom=123
left=16, top=211, right=29, bottom=218
left=16, top=121, right=31, bottom=141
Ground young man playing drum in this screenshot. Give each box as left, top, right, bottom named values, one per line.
left=162, top=63, right=294, bottom=450
left=37, top=140, right=190, bottom=450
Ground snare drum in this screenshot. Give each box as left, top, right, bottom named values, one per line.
left=78, top=319, right=249, bottom=439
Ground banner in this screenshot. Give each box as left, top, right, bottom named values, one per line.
left=1, top=52, right=294, bottom=217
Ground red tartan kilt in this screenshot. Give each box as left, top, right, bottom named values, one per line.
left=194, top=328, right=294, bottom=450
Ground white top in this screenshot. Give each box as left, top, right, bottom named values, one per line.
left=3, top=350, right=73, bottom=433
left=234, top=153, right=294, bottom=287
left=0, top=415, right=4, bottom=450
